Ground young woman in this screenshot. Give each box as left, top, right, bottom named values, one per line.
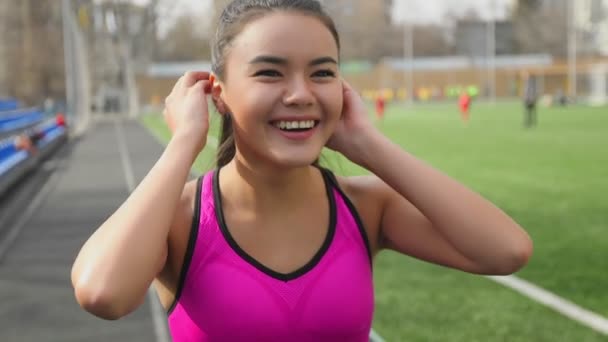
left=71, top=1, right=533, bottom=341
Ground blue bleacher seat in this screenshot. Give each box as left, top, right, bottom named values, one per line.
left=0, top=98, right=20, bottom=111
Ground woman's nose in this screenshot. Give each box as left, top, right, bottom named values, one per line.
left=283, top=76, right=314, bottom=107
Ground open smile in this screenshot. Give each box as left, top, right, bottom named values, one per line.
left=268, top=119, right=320, bottom=140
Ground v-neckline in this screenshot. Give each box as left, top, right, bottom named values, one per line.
left=212, top=167, right=337, bottom=282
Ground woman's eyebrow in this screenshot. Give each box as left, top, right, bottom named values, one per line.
left=248, top=55, right=338, bottom=66
left=309, top=57, right=338, bottom=66
left=249, top=55, right=287, bottom=65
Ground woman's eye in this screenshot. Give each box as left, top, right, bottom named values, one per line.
left=312, top=70, right=336, bottom=78
left=254, top=70, right=282, bottom=77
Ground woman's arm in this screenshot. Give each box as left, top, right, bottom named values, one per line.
left=329, top=81, right=532, bottom=275
left=71, top=72, right=211, bottom=319
left=357, top=134, right=533, bottom=275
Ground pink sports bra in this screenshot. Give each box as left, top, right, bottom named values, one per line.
left=167, top=168, right=374, bottom=341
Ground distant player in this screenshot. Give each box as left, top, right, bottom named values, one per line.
left=375, top=93, right=385, bottom=120
left=458, top=91, right=472, bottom=124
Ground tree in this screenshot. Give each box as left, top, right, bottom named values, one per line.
left=158, top=14, right=212, bottom=61
left=412, top=25, right=454, bottom=57
left=0, top=0, right=65, bottom=104
left=512, top=0, right=569, bottom=57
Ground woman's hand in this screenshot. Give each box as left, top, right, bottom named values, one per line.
left=163, top=71, right=211, bottom=153
left=326, top=80, right=382, bottom=167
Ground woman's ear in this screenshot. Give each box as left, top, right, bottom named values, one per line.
left=210, top=74, right=228, bottom=115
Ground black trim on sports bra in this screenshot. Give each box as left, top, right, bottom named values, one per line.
left=319, top=168, right=373, bottom=265
left=167, top=175, right=204, bottom=315
left=213, top=167, right=337, bottom=282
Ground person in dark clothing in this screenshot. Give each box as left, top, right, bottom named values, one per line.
left=523, top=74, right=538, bottom=128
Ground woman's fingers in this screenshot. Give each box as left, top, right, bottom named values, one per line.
left=182, top=71, right=211, bottom=88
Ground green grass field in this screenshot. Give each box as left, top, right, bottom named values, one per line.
left=141, top=101, right=608, bottom=341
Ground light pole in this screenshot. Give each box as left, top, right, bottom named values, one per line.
left=62, top=0, right=75, bottom=119
left=62, top=0, right=91, bottom=135
left=404, top=21, right=414, bottom=105
left=567, top=0, right=577, bottom=100
left=487, top=0, right=497, bottom=104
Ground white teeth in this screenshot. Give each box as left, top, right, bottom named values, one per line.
left=274, top=120, right=316, bottom=131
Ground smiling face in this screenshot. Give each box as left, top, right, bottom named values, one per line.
left=216, top=11, right=343, bottom=169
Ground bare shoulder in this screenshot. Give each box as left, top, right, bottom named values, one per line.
left=332, top=174, right=390, bottom=256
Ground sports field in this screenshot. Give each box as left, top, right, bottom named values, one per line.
left=141, top=101, right=607, bottom=341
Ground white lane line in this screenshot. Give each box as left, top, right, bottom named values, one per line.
left=0, top=171, right=60, bottom=261
left=488, top=275, right=608, bottom=336
left=114, top=121, right=135, bottom=191
left=114, top=120, right=170, bottom=342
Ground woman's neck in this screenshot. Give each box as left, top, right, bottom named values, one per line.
left=219, top=156, right=324, bottom=213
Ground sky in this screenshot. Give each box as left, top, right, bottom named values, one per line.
left=130, top=0, right=515, bottom=35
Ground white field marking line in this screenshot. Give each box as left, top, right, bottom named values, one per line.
left=369, top=328, right=386, bottom=342
left=138, top=120, right=390, bottom=340
left=488, top=275, right=608, bottom=336
left=0, top=170, right=61, bottom=261
left=114, top=120, right=170, bottom=342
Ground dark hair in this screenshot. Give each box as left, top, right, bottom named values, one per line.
left=212, top=0, right=341, bottom=167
